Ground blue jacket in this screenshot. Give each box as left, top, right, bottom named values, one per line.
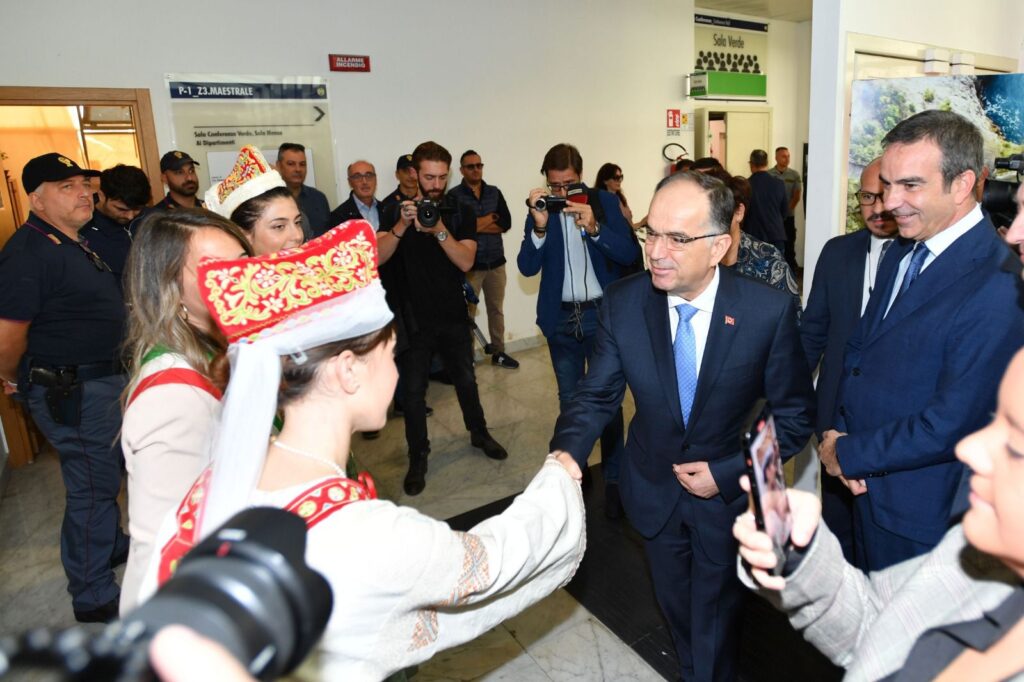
left=836, top=217, right=1024, bottom=545
left=516, top=189, right=638, bottom=337
left=551, top=267, right=815, bottom=544
left=800, top=228, right=873, bottom=436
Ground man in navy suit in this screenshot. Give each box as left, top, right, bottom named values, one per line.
left=550, top=171, right=815, bottom=681
left=518, top=143, right=638, bottom=517
left=819, top=110, right=1024, bottom=572
left=800, top=157, right=897, bottom=561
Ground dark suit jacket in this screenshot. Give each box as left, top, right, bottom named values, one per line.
left=800, top=228, right=872, bottom=436
left=836, top=216, right=1024, bottom=544
left=745, top=171, right=788, bottom=244
left=551, top=267, right=815, bottom=554
left=516, top=189, right=638, bottom=337
left=329, top=193, right=379, bottom=228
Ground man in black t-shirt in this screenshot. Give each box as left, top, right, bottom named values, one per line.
left=377, top=141, right=507, bottom=496
left=0, top=153, right=129, bottom=623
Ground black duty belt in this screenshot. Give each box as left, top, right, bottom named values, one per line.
left=31, top=360, right=123, bottom=383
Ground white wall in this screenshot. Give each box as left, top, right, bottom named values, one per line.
left=804, top=0, right=1024, bottom=290
left=690, top=11, right=813, bottom=264
left=1, top=0, right=705, bottom=346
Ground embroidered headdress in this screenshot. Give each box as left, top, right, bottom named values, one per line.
left=204, top=145, right=286, bottom=218
left=195, top=220, right=393, bottom=536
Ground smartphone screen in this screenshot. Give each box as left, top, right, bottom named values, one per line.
left=745, top=413, right=793, bottom=573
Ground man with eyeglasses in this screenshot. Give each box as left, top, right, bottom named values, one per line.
left=800, top=157, right=897, bottom=562
left=548, top=170, right=814, bottom=681
left=517, top=143, right=638, bottom=519
left=378, top=141, right=508, bottom=496
left=449, top=150, right=518, bottom=369
left=330, top=160, right=381, bottom=230
left=275, top=142, right=330, bottom=238
left=819, top=110, right=1024, bottom=573
left=0, top=153, right=130, bottom=623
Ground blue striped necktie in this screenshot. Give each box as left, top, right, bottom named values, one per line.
left=899, top=242, right=930, bottom=296
left=674, top=304, right=699, bottom=425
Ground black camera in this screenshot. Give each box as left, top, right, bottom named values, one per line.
left=982, top=154, right=1022, bottom=229
left=0, top=508, right=332, bottom=681
left=415, top=196, right=457, bottom=228
left=533, top=195, right=567, bottom=213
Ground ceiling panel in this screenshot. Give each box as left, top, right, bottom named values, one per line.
left=695, top=0, right=813, bottom=22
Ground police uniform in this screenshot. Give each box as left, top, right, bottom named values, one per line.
left=0, top=155, right=129, bottom=622
left=153, top=150, right=204, bottom=211
left=83, top=201, right=132, bottom=280
left=152, top=192, right=204, bottom=211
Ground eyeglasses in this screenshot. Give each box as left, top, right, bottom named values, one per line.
left=348, top=172, right=376, bottom=181
left=856, top=190, right=884, bottom=205
left=547, top=182, right=575, bottom=192
left=462, top=163, right=484, bottom=170
left=640, top=227, right=720, bottom=251
left=611, top=175, right=624, bottom=181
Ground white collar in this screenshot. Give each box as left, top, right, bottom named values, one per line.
left=666, top=265, right=720, bottom=313
left=922, top=203, right=982, bottom=258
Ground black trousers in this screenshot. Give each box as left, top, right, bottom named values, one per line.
left=398, top=321, right=487, bottom=455
left=644, top=491, right=745, bottom=682
left=783, top=215, right=798, bottom=270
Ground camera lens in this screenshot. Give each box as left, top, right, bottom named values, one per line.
left=417, top=202, right=440, bottom=228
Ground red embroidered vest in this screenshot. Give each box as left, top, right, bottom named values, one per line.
left=157, top=469, right=377, bottom=584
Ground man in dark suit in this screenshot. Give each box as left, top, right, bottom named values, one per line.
left=550, top=171, right=815, bottom=681
left=820, top=110, right=1024, bottom=572
left=745, top=149, right=788, bottom=255
left=330, top=159, right=381, bottom=230
left=800, top=157, right=897, bottom=560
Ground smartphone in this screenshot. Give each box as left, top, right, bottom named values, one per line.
left=744, top=410, right=793, bottom=575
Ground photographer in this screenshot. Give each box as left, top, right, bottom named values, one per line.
left=378, top=141, right=508, bottom=496
left=517, top=143, right=638, bottom=517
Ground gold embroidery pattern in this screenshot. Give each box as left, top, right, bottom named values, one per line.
left=200, top=223, right=379, bottom=341
left=408, top=533, right=491, bottom=652
left=217, top=145, right=272, bottom=203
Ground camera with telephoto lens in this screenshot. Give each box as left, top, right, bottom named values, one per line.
left=982, top=154, right=1022, bottom=229
left=0, top=507, right=332, bottom=681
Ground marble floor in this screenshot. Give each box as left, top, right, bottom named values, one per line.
left=0, top=343, right=662, bottom=681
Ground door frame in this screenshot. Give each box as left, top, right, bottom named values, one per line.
left=0, top=86, right=163, bottom=208
left=0, top=86, right=161, bottom=467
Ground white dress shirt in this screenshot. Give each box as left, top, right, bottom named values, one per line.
left=862, top=234, right=894, bottom=315
left=666, top=266, right=721, bottom=378
left=885, top=204, right=982, bottom=316
left=532, top=212, right=603, bottom=302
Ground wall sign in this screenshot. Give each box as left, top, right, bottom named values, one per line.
left=328, top=54, right=371, bottom=73
left=165, top=73, right=339, bottom=204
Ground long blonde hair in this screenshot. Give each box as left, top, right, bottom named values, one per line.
left=123, top=209, right=253, bottom=391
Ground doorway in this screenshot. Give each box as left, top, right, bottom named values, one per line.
left=693, top=106, right=773, bottom=175
left=0, top=87, right=161, bottom=470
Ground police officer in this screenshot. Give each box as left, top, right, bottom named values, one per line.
left=0, top=153, right=129, bottom=622
left=154, top=150, right=204, bottom=210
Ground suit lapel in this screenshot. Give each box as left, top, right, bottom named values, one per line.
left=644, top=284, right=685, bottom=432
left=686, top=268, right=739, bottom=434
left=862, top=238, right=912, bottom=340
left=872, top=223, right=989, bottom=338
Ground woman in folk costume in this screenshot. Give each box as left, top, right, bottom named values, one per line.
left=205, top=145, right=304, bottom=255
left=141, top=220, right=586, bottom=680
left=120, top=210, right=253, bottom=614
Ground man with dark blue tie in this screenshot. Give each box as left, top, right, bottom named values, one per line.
left=800, top=157, right=897, bottom=561
left=819, top=110, right=1024, bottom=572
left=549, top=171, right=815, bottom=681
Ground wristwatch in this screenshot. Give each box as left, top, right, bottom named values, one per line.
left=435, top=230, right=449, bottom=242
